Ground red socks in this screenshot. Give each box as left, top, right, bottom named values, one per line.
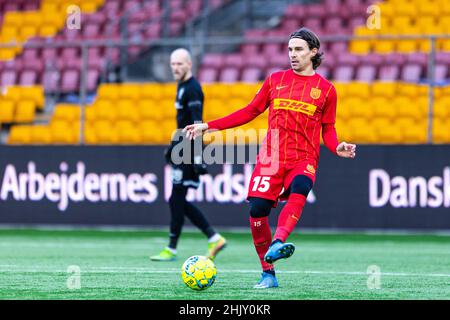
left=249, top=216, right=273, bottom=271
left=250, top=193, right=306, bottom=271
left=273, top=193, right=306, bottom=243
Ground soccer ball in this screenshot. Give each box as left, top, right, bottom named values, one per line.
left=181, top=255, right=216, bottom=290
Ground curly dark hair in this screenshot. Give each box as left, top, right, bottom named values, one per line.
left=289, top=27, right=323, bottom=70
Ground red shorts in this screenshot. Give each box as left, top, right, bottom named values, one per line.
left=247, top=160, right=317, bottom=206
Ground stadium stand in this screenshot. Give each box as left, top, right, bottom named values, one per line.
left=5, top=81, right=450, bottom=145
left=0, top=0, right=228, bottom=93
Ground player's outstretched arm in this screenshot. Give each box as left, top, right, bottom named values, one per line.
left=183, top=123, right=209, bottom=140
left=336, top=142, right=356, bottom=159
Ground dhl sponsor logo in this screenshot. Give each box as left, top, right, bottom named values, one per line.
left=273, top=98, right=317, bottom=116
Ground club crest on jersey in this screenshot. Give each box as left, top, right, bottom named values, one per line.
left=310, top=88, right=321, bottom=99
left=304, top=164, right=316, bottom=176
left=306, top=164, right=316, bottom=174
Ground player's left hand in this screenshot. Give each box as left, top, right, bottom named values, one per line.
left=336, top=142, right=356, bottom=159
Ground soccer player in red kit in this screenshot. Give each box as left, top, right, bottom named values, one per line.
left=184, top=28, right=356, bottom=288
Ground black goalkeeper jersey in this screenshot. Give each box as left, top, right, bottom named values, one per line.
left=175, top=76, right=204, bottom=128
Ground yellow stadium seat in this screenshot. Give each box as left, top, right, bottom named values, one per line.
left=14, top=100, right=35, bottom=123
left=415, top=96, right=429, bottom=118
left=3, top=86, right=21, bottom=101
left=395, top=97, right=422, bottom=120
left=53, top=104, right=81, bottom=122
left=417, top=1, right=439, bottom=17
left=160, top=99, right=176, bottom=118
left=439, top=39, right=450, bottom=51
left=400, top=126, right=427, bottom=143
left=371, top=97, right=396, bottom=118
left=161, top=83, right=178, bottom=99
left=80, top=1, right=99, bottom=12
left=0, top=100, right=15, bottom=122
left=93, top=120, right=118, bottom=144
left=207, top=83, right=231, bottom=100
left=50, top=120, right=77, bottom=144
left=396, top=118, right=417, bottom=130
left=22, top=12, right=43, bottom=26
left=162, top=119, right=177, bottom=143
left=95, top=103, right=117, bottom=122
left=396, top=38, right=418, bottom=53
left=333, top=82, right=347, bottom=99
left=19, top=26, right=38, bottom=41
left=97, top=84, right=121, bottom=100
left=373, top=39, right=395, bottom=54
left=345, top=82, right=370, bottom=98
left=84, top=106, right=96, bottom=123
left=336, top=100, right=350, bottom=121
left=433, top=119, right=450, bottom=143
left=83, top=123, right=98, bottom=144
left=334, top=122, right=352, bottom=142
left=396, top=83, right=419, bottom=98
left=21, top=86, right=45, bottom=109
left=120, top=84, right=141, bottom=100
left=394, top=2, right=417, bottom=17
left=436, top=0, right=450, bottom=15
left=3, top=12, right=23, bottom=26
left=140, top=83, right=164, bottom=100
left=395, top=23, right=421, bottom=52
left=204, top=98, right=225, bottom=120
left=434, top=98, right=450, bottom=119
left=30, top=125, right=52, bottom=144
left=117, top=100, right=140, bottom=123
left=416, top=17, right=440, bottom=35
left=370, top=82, right=396, bottom=99
left=376, top=3, right=394, bottom=18
left=347, top=118, right=376, bottom=143
left=438, top=16, right=450, bottom=33
left=39, top=24, right=59, bottom=37
left=235, top=83, right=259, bottom=101
left=116, top=120, right=141, bottom=144
left=139, top=120, right=164, bottom=144
left=8, top=125, right=32, bottom=144
left=391, top=16, right=412, bottom=32
left=351, top=26, right=377, bottom=55
left=350, top=129, right=378, bottom=144
left=137, top=99, right=164, bottom=121
left=349, top=40, right=371, bottom=55
left=375, top=121, right=402, bottom=143
left=1, top=26, right=19, bottom=40
left=345, top=97, right=374, bottom=119
left=0, top=48, right=18, bottom=61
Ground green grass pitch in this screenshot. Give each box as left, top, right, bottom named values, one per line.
left=0, top=228, right=449, bottom=300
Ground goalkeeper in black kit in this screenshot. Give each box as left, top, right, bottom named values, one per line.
left=150, top=48, right=226, bottom=261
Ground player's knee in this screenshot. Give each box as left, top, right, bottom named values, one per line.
left=249, top=197, right=273, bottom=218
left=290, top=175, right=313, bottom=196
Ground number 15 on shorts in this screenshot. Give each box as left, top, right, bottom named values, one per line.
left=252, top=176, right=271, bottom=192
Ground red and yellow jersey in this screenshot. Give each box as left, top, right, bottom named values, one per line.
left=208, top=69, right=338, bottom=165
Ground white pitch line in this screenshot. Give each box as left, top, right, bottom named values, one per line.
left=0, top=265, right=449, bottom=278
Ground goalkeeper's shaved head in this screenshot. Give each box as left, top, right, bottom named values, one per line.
left=170, top=48, right=192, bottom=64
left=170, top=48, right=193, bottom=82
